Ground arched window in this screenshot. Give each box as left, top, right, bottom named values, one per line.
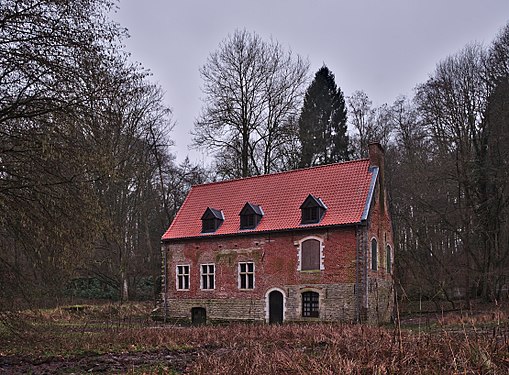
left=301, top=239, right=320, bottom=270
left=386, top=245, right=392, bottom=274
left=302, top=291, right=319, bottom=317
left=298, top=237, right=324, bottom=271
left=371, top=238, right=378, bottom=271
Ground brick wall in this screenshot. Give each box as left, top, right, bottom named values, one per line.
left=159, top=170, right=395, bottom=325
left=161, top=227, right=378, bottom=323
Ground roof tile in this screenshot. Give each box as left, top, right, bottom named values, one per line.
left=162, top=159, right=373, bottom=240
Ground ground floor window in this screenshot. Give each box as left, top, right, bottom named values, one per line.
left=238, top=262, right=255, bottom=289
left=176, top=265, right=190, bottom=290
left=302, top=291, right=319, bottom=317
left=200, top=264, right=215, bottom=290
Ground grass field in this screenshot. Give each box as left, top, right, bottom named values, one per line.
left=0, top=302, right=508, bottom=374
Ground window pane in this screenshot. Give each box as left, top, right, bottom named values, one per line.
left=202, top=275, right=207, bottom=289
left=302, top=291, right=319, bottom=317
left=371, top=239, right=378, bottom=270
left=240, top=275, right=246, bottom=289
left=209, top=275, right=214, bottom=289
left=240, top=263, right=246, bottom=272
left=247, top=263, right=254, bottom=272
left=248, top=274, right=254, bottom=289
left=386, top=246, right=391, bottom=273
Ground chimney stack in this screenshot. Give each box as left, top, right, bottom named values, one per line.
left=368, top=142, right=384, bottom=170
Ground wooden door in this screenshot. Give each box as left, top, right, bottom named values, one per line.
left=191, top=307, right=206, bottom=325
left=269, top=290, right=283, bottom=324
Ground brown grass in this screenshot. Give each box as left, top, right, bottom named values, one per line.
left=1, top=302, right=508, bottom=374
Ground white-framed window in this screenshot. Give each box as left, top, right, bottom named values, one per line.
left=200, top=264, right=215, bottom=290
left=371, top=238, right=378, bottom=271
left=176, top=265, right=190, bottom=290
left=238, top=262, right=255, bottom=289
left=297, top=236, right=324, bottom=271
left=386, top=245, right=392, bottom=274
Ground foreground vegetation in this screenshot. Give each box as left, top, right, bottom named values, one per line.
left=0, top=302, right=507, bottom=374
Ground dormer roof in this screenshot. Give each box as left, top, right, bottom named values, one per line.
left=239, top=202, right=264, bottom=216
left=300, top=194, right=327, bottom=210
left=201, top=207, right=224, bottom=220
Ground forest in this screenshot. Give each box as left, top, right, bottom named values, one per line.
left=1, top=0, right=508, bottom=316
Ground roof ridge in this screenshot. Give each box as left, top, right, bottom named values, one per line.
left=192, top=158, right=370, bottom=189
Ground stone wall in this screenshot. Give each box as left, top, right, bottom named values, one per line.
left=165, top=282, right=358, bottom=323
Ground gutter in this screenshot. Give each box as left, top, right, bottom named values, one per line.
left=361, top=166, right=378, bottom=222
left=355, top=224, right=360, bottom=323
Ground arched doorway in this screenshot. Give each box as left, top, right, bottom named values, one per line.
left=191, top=307, right=206, bottom=325
left=268, top=290, right=284, bottom=324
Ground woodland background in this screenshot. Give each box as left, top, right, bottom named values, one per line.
left=1, top=0, right=508, bottom=317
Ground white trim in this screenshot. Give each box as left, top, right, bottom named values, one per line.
left=176, top=264, right=190, bottom=291
left=296, top=236, right=325, bottom=271
left=264, top=287, right=286, bottom=323
left=238, top=261, right=255, bottom=290
left=199, top=263, right=215, bottom=290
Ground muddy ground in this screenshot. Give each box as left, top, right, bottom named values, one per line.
left=0, top=348, right=201, bottom=374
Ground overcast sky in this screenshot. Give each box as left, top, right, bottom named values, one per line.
left=113, top=0, right=509, bottom=163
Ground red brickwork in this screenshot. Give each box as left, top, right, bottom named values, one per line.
left=166, top=227, right=357, bottom=301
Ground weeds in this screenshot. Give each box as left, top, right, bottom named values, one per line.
left=0, top=302, right=508, bottom=373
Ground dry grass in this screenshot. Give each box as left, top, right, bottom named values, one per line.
left=1, top=302, right=508, bottom=374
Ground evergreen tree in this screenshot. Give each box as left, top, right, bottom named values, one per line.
left=298, top=65, right=349, bottom=167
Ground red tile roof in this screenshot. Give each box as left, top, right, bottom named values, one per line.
left=162, top=159, right=375, bottom=240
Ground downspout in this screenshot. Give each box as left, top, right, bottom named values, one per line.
left=364, top=227, right=369, bottom=315
left=355, top=224, right=369, bottom=323
left=355, top=225, right=360, bottom=323
left=163, top=244, right=168, bottom=323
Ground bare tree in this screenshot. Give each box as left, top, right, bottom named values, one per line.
left=192, top=29, right=309, bottom=178
left=0, top=0, right=182, bottom=307
left=347, top=90, right=395, bottom=158
left=0, top=0, right=126, bottom=309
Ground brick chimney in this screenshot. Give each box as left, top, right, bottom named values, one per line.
left=368, top=142, right=384, bottom=171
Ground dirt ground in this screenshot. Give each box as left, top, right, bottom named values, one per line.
left=0, top=348, right=200, bottom=374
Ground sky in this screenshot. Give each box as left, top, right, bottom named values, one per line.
left=113, top=0, right=509, bottom=163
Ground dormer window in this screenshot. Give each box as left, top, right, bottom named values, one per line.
left=239, top=202, right=263, bottom=230
left=201, top=207, right=224, bottom=233
left=300, top=194, right=327, bottom=224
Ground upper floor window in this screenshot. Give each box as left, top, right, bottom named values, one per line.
left=238, top=262, right=255, bottom=289
left=239, top=202, right=263, bottom=230
left=371, top=238, right=378, bottom=271
left=176, top=265, right=190, bottom=290
left=299, top=238, right=323, bottom=271
left=201, top=207, right=224, bottom=233
left=201, top=264, right=215, bottom=290
left=386, top=245, right=392, bottom=274
left=300, top=194, right=327, bottom=224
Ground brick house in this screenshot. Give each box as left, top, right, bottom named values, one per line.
left=160, top=143, right=394, bottom=324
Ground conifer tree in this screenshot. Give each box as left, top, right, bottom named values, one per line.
left=298, top=65, right=349, bottom=167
